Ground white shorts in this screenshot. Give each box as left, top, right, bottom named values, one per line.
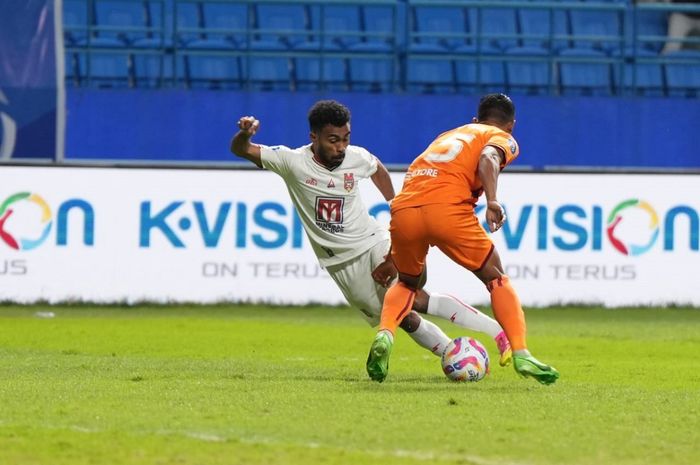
left=326, top=239, right=392, bottom=327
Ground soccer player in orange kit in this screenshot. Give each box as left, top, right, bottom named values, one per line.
left=366, top=93, right=559, bottom=385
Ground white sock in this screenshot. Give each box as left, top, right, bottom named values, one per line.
left=406, top=317, right=451, bottom=356
left=427, top=293, right=503, bottom=339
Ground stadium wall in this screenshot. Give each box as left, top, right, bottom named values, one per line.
left=64, top=89, right=700, bottom=170
left=2, top=165, right=698, bottom=306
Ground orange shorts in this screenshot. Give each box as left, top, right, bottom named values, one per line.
left=389, top=203, right=494, bottom=276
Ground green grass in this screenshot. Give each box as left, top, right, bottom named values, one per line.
left=1, top=305, right=699, bottom=465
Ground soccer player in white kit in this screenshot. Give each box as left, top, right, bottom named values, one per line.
left=230, top=100, right=512, bottom=368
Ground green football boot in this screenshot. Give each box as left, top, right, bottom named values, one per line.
left=366, top=331, right=393, bottom=383
left=513, top=354, right=560, bottom=385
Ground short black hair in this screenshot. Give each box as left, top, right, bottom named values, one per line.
left=477, top=93, right=515, bottom=124
left=308, top=100, right=351, bottom=133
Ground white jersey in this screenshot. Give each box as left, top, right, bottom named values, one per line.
left=260, top=143, right=388, bottom=267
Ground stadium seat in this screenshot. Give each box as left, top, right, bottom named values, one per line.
left=357, top=5, right=396, bottom=53
left=309, top=5, right=363, bottom=51
left=127, top=1, right=171, bottom=87
left=183, top=39, right=243, bottom=89
left=252, top=4, right=312, bottom=50
left=665, top=50, right=700, bottom=97
left=94, top=0, right=150, bottom=45
left=506, top=46, right=552, bottom=95
left=410, top=6, right=469, bottom=53
left=570, top=9, right=624, bottom=53
left=249, top=56, right=292, bottom=91
left=201, top=2, right=249, bottom=48
left=454, top=45, right=507, bottom=93
left=133, top=52, right=174, bottom=88
left=294, top=56, right=348, bottom=91
left=613, top=48, right=664, bottom=97
left=406, top=57, right=455, bottom=94
left=559, top=48, right=613, bottom=96
left=63, top=0, right=89, bottom=46
left=175, top=1, right=203, bottom=46
left=518, top=7, right=571, bottom=52
left=468, top=6, right=518, bottom=51
left=626, top=8, right=669, bottom=52
left=77, top=40, right=133, bottom=88
left=349, top=57, right=394, bottom=93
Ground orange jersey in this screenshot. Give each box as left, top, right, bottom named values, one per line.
left=392, top=123, right=519, bottom=211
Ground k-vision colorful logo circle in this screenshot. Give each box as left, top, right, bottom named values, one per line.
left=0, top=192, right=53, bottom=250
left=606, top=199, right=659, bottom=256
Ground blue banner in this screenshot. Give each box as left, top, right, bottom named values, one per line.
left=0, top=0, right=65, bottom=160
left=65, top=89, right=700, bottom=170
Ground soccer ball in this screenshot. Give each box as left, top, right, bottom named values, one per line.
left=441, top=337, right=490, bottom=382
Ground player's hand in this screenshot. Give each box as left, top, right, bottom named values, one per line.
left=371, top=259, right=397, bottom=288
left=237, top=116, right=260, bottom=136
left=486, top=200, right=507, bottom=232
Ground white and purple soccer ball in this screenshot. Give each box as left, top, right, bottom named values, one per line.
left=441, top=336, right=490, bottom=382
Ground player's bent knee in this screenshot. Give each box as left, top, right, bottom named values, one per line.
left=412, top=290, right=430, bottom=313
left=399, top=311, right=422, bottom=333
left=398, top=273, right=422, bottom=291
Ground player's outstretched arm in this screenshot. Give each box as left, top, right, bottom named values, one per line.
left=477, top=146, right=507, bottom=232
left=370, top=158, right=395, bottom=202
left=230, top=116, right=263, bottom=168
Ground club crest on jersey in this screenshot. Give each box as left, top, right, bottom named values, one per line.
left=315, top=197, right=345, bottom=233
left=344, top=173, right=355, bottom=192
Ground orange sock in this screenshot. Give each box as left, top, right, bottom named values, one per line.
left=487, top=275, right=527, bottom=351
left=379, top=282, right=416, bottom=335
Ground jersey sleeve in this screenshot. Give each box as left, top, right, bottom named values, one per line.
left=355, top=146, right=379, bottom=178
left=260, top=145, right=294, bottom=176
left=486, top=135, right=519, bottom=168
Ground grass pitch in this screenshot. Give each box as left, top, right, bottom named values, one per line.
left=0, top=304, right=698, bottom=465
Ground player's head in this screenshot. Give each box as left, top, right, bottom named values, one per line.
left=474, top=93, right=516, bottom=133
left=308, top=100, right=351, bottom=169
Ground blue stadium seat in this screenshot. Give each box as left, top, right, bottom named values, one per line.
left=77, top=40, right=132, bottom=88
left=63, top=0, right=89, bottom=46
left=94, top=0, right=150, bottom=45
left=505, top=46, right=552, bottom=95
left=201, top=2, right=249, bottom=48
left=183, top=40, right=243, bottom=89
left=249, top=56, right=292, bottom=91
left=627, top=9, right=669, bottom=53
left=570, top=9, right=624, bottom=53
left=128, top=2, right=170, bottom=87
left=175, top=1, right=203, bottom=46
left=613, top=49, right=664, bottom=97
left=146, top=0, right=173, bottom=45
left=518, top=7, right=570, bottom=51
left=308, top=5, right=363, bottom=51
left=468, top=6, right=519, bottom=51
left=133, top=52, right=174, bottom=88
left=559, top=48, right=613, bottom=96
left=454, top=45, right=506, bottom=93
left=406, top=57, right=455, bottom=94
left=294, top=56, right=348, bottom=91
left=253, top=4, right=311, bottom=50
left=665, top=50, right=700, bottom=97
left=349, top=57, right=394, bottom=92
left=410, top=6, right=469, bottom=53
left=357, top=5, right=396, bottom=53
